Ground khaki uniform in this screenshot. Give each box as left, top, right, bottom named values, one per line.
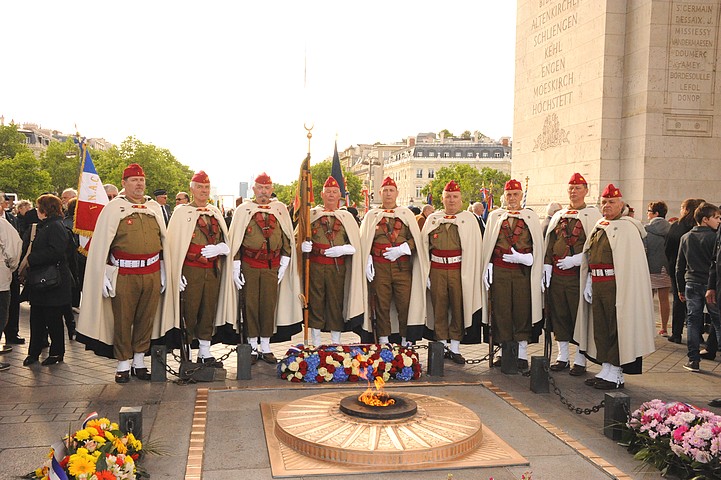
left=544, top=213, right=588, bottom=341
left=427, top=222, right=463, bottom=341
left=586, top=229, right=619, bottom=365
left=237, top=209, right=291, bottom=338
left=182, top=215, right=223, bottom=341
left=110, top=210, right=162, bottom=361
left=370, top=216, right=416, bottom=338
left=308, top=215, right=349, bottom=331
left=491, top=216, right=533, bottom=342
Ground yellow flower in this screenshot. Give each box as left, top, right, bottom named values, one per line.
left=68, top=453, right=96, bottom=476
left=93, top=435, right=107, bottom=444
left=113, top=437, right=128, bottom=454
left=76, top=447, right=89, bottom=456
left=105, top=431, right=116, bottom=441
left=74, top=429, right=91, bottom=441
left=109, top=423, right=119, bottom=430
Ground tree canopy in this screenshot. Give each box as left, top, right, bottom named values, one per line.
left=0, top=150, right=53, bottom=199
left=93, top=136, right=195, bottom=196
left=40, top=138, right=84, bottom=195
left=421, top=164, right=510, bottom=209
left=0, top=124, right=30, bottom=160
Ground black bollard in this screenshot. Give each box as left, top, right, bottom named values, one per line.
left=237, top=344, right=253, bottom=380
left=119, top=406, right=143, bottom=441
left=501, top=341, right=519, bottom=375
left=150, top=345, right=167, bottom=382
left=604, top=391, right=631, bottom=440
left=530, top=356, right=549, bottom=393
left=427, top=341, right=445, bottom=377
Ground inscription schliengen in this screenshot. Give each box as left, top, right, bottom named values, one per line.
left=529, top=0, right=581, bottom=116
left=666, top=0, right=719, bottom=110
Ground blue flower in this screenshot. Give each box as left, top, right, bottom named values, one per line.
left=306, top=354, right=321, bottom=369
left=304, top=367, right=319, bottom=383
left=332, top=368, right=348, bottom=382
left=379, top=348, right=394, bottom=362
left=397, top=366, right=413, bottom=381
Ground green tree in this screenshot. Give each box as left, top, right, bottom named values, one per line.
left=40, top=138, right=84, bottom=194
left=0, top=124, right=31, bottom=160
left=421, top=165, right=510, bottom=209
left=273, top=159, right=362, bottom=208
left=0, top=150, right=53, bottom=199
left=438, top=129, right=453, bottom=139
left=94, top=136, right=194, bottom=196
left=460, top=130, right=472, bottom=140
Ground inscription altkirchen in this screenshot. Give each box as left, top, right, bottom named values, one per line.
left=665, top=0, right=719, bottom=112
left=529, top=0, right=580, bottom=119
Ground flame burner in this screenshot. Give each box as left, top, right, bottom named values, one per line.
left=339, top=394, right=417, bottom=420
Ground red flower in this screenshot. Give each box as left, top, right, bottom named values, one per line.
left=131, top=453, right=140, bottom=461
left=344, top=367, right=351, bottom=374
left=299, top=360, right=308, bottom=369
left=316, top=375, right=324, bottom=383
left=413, top=372, right=420, bottom=379
left=94, top=471, right=116, bottom=480
left=377, top=362, right=385, bottom=370
left=348, top=375, right=359, bottom=382
left=326, top=365, right=336, bottom=373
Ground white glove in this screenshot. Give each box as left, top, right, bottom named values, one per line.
left=160, top=260, right=166, bottom=294
left=556, top=252, right=583, bottom=270
left=179, top=275, right=187, bottom=292
left=427, top=277, right=431, bottom=289
left=366, top=255, right=375, bottom=282
left=484, top=263, right=493, bottom=290
left=233, top=260, right=245, bottom=290
left=584, top=273, right=593, bottom=303
left=102, top=274, right=113, bottom=298
left=382, top=242, right=411, bottom=262
left=201, top=242, right=230, bottom=258
left=324, top=244, right=356, bottom=258
left=542, top=264, right=552, bottom=292
left=502, top=247, right=533, bottom=266
left=301, top=240, right=313, bottom=253
left=277, top=255, right=290, bottom=283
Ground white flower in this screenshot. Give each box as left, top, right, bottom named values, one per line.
left=288, top=362, right=299, bottom=372
left=403, top=356, right=413, bottom=367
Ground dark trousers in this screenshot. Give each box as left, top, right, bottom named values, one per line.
left=28, top=304, right=64, bottom=358
left=0, top=291, right=10, bottom=333
left=670, top=272, right=686, bottom=339
left=3, top=273, right=20, bottom=340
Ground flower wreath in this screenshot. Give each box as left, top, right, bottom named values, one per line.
left=29, top=416, right=144, bottom=480
left=277, top=344, right=422, bottom=383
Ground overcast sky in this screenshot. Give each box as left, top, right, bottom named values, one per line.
left=1, top=1, right=517, bottom=195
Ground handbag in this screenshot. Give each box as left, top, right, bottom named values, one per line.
left=27, top=262, right=62, bottom=291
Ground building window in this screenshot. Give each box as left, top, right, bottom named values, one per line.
left=416, top=169, right=423, bottom=178
left=443, top=152, right=450, bottom=158
left=455, top=151, right=462, bottom=157
left=428, top=151, right=436, bottom=157
left=416, top=186, right=423, bottom=197
left=383, top=151, right=390, bottom=160
left=482, top=151, right=489, bottom=158
left=494, top=151, right=502, bottom=158
left=428, top=168, right=434, bottom=179
left=467, top=151, right=474, bottom=158
left=416, top=151, right=423, bottom=157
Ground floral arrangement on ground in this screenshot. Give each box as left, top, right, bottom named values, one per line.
left=29, top=415, right=145, bottom=480
left=623, top=398, right=721, bottom=479
left=277, top=343, right=422, bottom=383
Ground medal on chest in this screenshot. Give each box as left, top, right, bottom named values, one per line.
left=126, top=219, right=133, bottom=225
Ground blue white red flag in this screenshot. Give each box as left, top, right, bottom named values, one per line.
left=48, top=456, right=68, bottom=480
left=425, top=192, right=432, bottom=205
left=73, top=139, right=109, bottom=254
left=82, top=411, right=99, bottom=428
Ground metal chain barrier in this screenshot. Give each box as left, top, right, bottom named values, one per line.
left=545, top=364, right=605, bottom=415
left=160, top=346, right=238, bottom=385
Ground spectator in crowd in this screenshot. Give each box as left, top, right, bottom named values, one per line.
left=103, top=184, right=119, bottom=201
left=61, top=199, right=81, bottom=340
left=21, top=194, right=74, bottom=367
left=224, top=208, right=234, bottom=229
left=154, top=189, right=171, bottom=224
left=541, top=202, right=562, bottom=237
left=416, top=204, right=434, bottom=230
left=676, top=202, right=721, bottom=372
left=346, top=206, right=362, bottom=226
left=60, top=188, right=77, bottom=212
left=15, top=200, right=33, bottom=239
left=175, top=191, right=190, bottom=206
left=408, top=205, right=421, bottom=216
left=0, top=213, right=21, bottom=367
left=645, top=201, right=672, bottom=336
left=0, top=192, right=22, bottom=348
left=666, top=198, right=705, bottom=343
left=470, top=202, right=486, bottom=233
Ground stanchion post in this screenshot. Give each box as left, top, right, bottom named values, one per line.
left=427, top=341, right=445, bottom=377
left=530, top=356, right=549, bottom=393
left=119, top=406, right=143, bottom=441
left=237, top=344, right=253, bottom=380
left=604, top=391, right=630, bottom=440
left=150, top=345, right=167, bottom=382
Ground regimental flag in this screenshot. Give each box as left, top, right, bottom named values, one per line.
left=293, top=153, right=314, bottom=267
left=73, top=139, right=109, bottom=255
left=330, top=140, right=347, bottom=202
left=480, top=186, right=493, bottom=222
left=426, top=191, right=433, bottom=205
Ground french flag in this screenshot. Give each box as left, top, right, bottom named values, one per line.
left=73, top=139, right=109, bottom=254
left=48, top=456, right=68, bottom=480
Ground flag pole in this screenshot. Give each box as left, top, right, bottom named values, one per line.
left=301, top=124, right=313, bottom=347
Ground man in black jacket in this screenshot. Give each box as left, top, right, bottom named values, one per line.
left=0, top=193, right=23, bottom=346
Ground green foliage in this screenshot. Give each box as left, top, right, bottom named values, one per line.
left=460, top=130, right=472, bottom=140
left=0, top=150, right=53, bottom=199
left=40, top=138, right=84, bottom=194
left=0, top=124, right=31, bottom=160
left=421, top=164, right=510, bottom=209
left=273, top=159, right=362, bottom=207
left=438, top=129, right=453, bottom=139
left=93, top=136, right=194, bottom=196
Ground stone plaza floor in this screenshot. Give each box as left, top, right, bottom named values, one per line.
left=0, top=302, right=719, bottom=479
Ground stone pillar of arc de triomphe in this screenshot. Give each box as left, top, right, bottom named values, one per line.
left=512, top=0, right=721, bottom=216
